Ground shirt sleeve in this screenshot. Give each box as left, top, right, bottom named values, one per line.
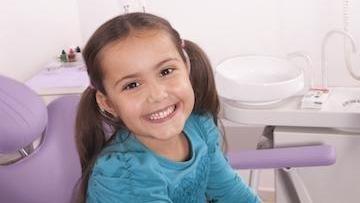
left=197, top=114, right=261, bottom=203
left=87, top=151, right=173, bottom=203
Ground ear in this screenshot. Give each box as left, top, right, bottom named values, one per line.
left=95, top=91, right=118, bottom=117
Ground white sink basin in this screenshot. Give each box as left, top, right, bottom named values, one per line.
left=215, top=55, right=305, bottom=106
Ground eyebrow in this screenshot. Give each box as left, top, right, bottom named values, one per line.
left=113, top=57, right=179, bottom=88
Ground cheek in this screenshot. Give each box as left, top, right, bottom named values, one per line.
left=173, top=77, right=195, bottom=103
left=182, top=76, right=194, bottom=93
left=112, top=96, right=143, bottom=119
left=115, top=102, right=146, bottom=130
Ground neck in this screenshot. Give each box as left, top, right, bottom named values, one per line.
left=138, top=132, right=190, bottom=162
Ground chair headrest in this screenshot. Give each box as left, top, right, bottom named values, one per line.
left=0, top=75, right=47, bottom=153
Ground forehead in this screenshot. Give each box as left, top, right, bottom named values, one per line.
left=99, top=30, right=180, bottom=78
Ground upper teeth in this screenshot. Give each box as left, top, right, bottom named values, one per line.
left=149, top=105, right=175, bottom=120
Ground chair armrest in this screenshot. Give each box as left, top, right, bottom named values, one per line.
left=227, top=145, right=336, bottom=169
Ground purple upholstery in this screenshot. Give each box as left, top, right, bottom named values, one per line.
left=0, top=95, right=81, bottom=203
left=227, top=145, right=336, bottom=169
left=0, top=75, right=47, bottom=153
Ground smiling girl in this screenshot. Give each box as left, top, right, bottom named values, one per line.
left=75, top=12, right=260, bottom=203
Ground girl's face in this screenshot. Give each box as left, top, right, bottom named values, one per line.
left=96, top=31, right=195, bottom=146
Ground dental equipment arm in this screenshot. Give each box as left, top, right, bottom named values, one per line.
left=321, top=29, right=357, bottom=88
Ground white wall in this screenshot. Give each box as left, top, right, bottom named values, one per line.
left=147, top=0, right=360, bottom=87
left=2, top=1, right=359, bottom=84
left=76, top=0, right=120, bottom=44
left=0, top=0, right=82, bottom=82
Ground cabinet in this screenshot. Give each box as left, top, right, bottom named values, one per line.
left=25, top=61, right=88, bottom=103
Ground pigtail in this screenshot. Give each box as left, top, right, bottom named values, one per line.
left=75, top=88, right=108, bottom=203
left=182, top=40, right=227, bottom=152
left=182, top=40, right=220, bottom=124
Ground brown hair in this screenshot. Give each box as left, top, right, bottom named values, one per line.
left=75, top=12, right=221, bottom=202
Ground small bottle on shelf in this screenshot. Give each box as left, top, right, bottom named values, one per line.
left=59, top=50, right=67, bottom=62
left=67, top=48, right=76, bottom=62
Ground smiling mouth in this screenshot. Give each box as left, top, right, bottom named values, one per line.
left=146, top=104, right=177, bottom=122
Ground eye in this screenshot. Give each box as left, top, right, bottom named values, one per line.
left=123, top=82, right=141, bottom=90
left=160, top=68, right=174, bottom=77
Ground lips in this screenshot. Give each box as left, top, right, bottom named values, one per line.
left=146, top=104, right=177, bottom=122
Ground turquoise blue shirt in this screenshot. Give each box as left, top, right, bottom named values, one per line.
left=87, top=113, right=261, bottom=203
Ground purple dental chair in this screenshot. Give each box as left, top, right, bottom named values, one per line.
left=0, top=75, right=336, bottom=203
left=0, top=75, right=81, bottom=203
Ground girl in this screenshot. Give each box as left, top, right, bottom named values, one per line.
left=75, top=12, right=260, bottom=203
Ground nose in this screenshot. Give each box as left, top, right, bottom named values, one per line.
left=147, top=82, right=168, bottom=103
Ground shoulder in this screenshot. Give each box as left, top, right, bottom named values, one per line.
left=186, top=112, right=216, bottom=131
left=91, top=150, right=140, bottom=177
left=90, top=132, right=163, bottom=180
left=185, top=113, right=220, bottom=149
left=88, top=149, right=169, bottom=202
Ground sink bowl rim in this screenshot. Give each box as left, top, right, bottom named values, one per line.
left=215, top=54, right=305, bottom=103
left=215, top=54, right=304, bottom=86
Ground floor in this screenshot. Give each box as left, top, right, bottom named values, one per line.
left=236, top=169, right=275, bottom=203
left=259, top=190, right=275, bottom=203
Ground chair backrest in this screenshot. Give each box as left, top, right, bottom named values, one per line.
left=0, top=75, right=47, bottom=153
left=0, top=75, right=81, bottom=203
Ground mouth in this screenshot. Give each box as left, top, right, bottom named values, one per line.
left=145, top=103, right=178, bottom=123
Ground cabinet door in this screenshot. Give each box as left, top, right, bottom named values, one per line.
left=274, top=126, right=360, bottom=203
